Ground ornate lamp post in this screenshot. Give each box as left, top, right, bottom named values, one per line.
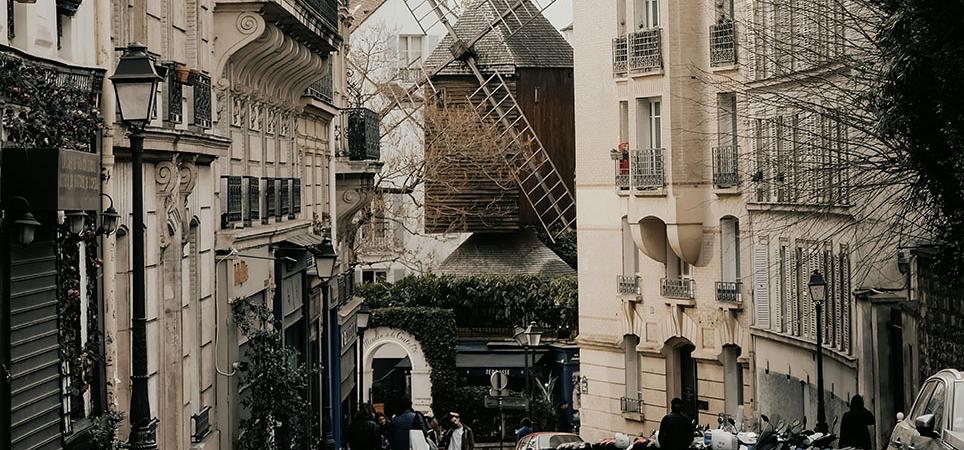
left=111, top=42, right=162, bottom=450
left=808, top=270, right=829, bottom=434
left=514, top=322, right=542, bottom=418
left=356, top=302, right=371, bottom=407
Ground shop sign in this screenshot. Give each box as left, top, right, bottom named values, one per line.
left=58, top=149, right=100, bottom=211
left=1, top=148, right=100, bottom=211
left=228, top=249, right=272, bottom=299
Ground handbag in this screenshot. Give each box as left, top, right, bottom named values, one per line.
left=409, top=414, right=431, bottom=450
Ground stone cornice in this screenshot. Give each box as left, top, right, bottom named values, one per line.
left=112, top=126, right=231, bottom=163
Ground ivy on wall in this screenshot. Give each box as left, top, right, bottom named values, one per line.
left=369, top=307, right=458, bottom=419
left=356, top=274, right=578, bottom=333
left=0, top=49, right=102, bottom=151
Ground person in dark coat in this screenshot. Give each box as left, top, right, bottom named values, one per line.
left=658, top=398, right=695, bottom=450
left=839, top=394, right=875, bottom=449
left=515, top=418, right=533, bottom=442
left=349, top=406, right=382, bottom=450
left=389, top=399, right=427, bottom=450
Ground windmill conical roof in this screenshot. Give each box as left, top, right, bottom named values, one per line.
left=425, top=0, right=573, bottom=76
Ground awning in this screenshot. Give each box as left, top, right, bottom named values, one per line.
left=456, top=350, right=548, bottom=368
left=277, top=232, right=334, bottom=256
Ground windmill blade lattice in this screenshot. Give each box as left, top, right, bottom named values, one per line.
left=468, top=72, right=576, bottom=240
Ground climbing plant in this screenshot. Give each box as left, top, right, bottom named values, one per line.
left=232, top=296, right=318, bottom=449
left=356, top=274, right=578, bottom=333
left=368, top=307, right=458, bottom=419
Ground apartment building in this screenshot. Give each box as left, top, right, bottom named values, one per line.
left=574, top=0, right=752, bottom=438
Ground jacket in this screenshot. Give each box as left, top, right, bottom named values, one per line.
left=441, top=425, right=475, bottom=450
left=348, top=415, right=381, bottom=450
left=389, top=410, right=426, bottom=450
left=658, top=412, right=694, bottom=450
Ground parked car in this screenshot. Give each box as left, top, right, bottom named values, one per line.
left=889, top=369, right=964, bottom=450
left=516, top=432, right=584, bottom=450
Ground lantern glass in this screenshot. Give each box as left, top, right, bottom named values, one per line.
left=114, top=81, right=158, bottom=125
left=808, top=270, right=827, bottom=304
left=524, top=322, right=542, bottom=347
left=101, top=206, right=119, bottom=235
left=66, top=211, right=87, bottom=235
left=357, top=303, right=371, bottom=331
left=14, top=212, right=41, bottom=246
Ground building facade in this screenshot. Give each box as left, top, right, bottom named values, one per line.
left=573, top=0, right=752, bottom=439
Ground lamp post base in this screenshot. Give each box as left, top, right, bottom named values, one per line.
left=128, top=419, right=159, bottom=450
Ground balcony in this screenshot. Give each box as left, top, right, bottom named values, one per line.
left=298, top=0, right=340, bottom=33
left=345, top=108, right=381, bottom=161
left=307, top=70, right=333, bottom=102
left=631, top=148, right=664, bottom=189
left=617, top=275, right=640, bottom=295
left=660, top=278, right=694, bottom=300
left=710, top=20, right=737, bottom=67
left=397, top=67, right=422, bottom=83
left=615, top=153, right=630, bottom=189
left=621, top=394, right=643, bottom=414
left=715, top=281, right=742, bottom=303
left=712, top=145, right=740, bottom=188
left=613, top=36, right=628, bottom=76
left=628, top=28, right=663, bottom=73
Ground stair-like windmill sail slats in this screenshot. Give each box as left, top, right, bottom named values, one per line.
left=466, top=71, right=576, bottom=241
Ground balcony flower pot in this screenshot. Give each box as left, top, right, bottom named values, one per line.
left=174, top=64, right=192, bottom=84
left=186, top=68, right=202, bottom=86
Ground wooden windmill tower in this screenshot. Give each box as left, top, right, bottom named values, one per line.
left=377, top=0, right=576, bottom=242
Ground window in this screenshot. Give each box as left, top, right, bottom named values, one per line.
left=952, top=382, right=964, bottom=432
left=639, top=99, right=661, bottom=149
left=720, top=217, right=740, bottom=282
left=718, top=94, right=737, bottom=148
left=911, top=381, right=939, bottom=421
left=361, top=270, right=387, bottom=284
left=926, top=381, right=948, bottom=434
left=193, top=73, right=212, bottom=128
left=622, top=218, right=639, bottom=276
left=221, top=176, right=243, bottom=228
left=715, top=0, right=734, bottom=21
left=666, top=240, right=690, bottom=279
left=624, top=335, right=640, bottom=397
left=635, top=0, right=659, bottom=29
left=398, top=34, right=424, bottom=82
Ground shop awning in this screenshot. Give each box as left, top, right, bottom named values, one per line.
left=456, top=350, right=548, bottom=369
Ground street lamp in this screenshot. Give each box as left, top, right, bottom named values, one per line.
left=65, top=211, right=88, bottom=235
left=112, top=41, right=162, bottom=450
left=515, top=321, right=543, bottom=418
left=4, top=196, right=42, bottom=246
left=808, top=270, right=828, bottom=434
left=99, top=194, right=120, bottom=237
left=357, top=302, right=371, bottom=407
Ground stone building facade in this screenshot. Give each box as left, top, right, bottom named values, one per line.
left=573, top=0, right=753, bottom=439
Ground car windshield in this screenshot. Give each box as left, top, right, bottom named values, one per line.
left=954, top=382, right=964, bottom=432
left=546, top=435, right=582, bottom=449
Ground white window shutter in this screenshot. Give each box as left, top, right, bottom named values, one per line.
left=753, top=238, right=771, bottom=329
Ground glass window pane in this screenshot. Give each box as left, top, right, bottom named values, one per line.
left=927, top=381, right=947, bottom=433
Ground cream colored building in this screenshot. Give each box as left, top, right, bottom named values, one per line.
left=574, top=0, right=753, bottom=439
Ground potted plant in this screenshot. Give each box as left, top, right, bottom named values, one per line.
left=174, top=63, right=191, bottom=84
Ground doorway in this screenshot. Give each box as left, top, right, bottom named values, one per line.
left=680, top=344, right=698, bottom=419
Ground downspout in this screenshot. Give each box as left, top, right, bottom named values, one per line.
left=95, top=0, right=119, bottom=412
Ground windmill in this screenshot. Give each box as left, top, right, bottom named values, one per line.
left=370, top=0, right=576, bottom=242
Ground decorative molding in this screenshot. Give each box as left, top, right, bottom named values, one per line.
left=156, top=159, right=180, bottom=197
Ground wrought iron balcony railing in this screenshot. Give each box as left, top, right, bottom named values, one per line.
left=631, top=148, right=665, bottom=189
left=617, top=275, right=640, bottom=295
left=345, top=108, right=381, bottom=161
left=628, top=28, right=663, bottom=73
left=710, top=20, right=737, bottom=67
left=615, top=155, right=630, bottom=189
left=307, top=72, right=333, bottom=102
left=299, top=0, right=340, bottom=31
left=660, top=278, right=695, bottom=300
left=613, top=35, right=628, bottom=76
left=715, top=281, right=742, bottom=303
left=712, top=145, right=740, bottom=188
left=621, top=394, right=643, bottom=414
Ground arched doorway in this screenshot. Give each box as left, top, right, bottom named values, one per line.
left=664, top=338, right=698, bottom=419
left=362, top=327, right=433, bottom=414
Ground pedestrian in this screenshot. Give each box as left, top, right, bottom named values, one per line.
left=375, top=411, right=391, bottom=450
left=348, top=406, right=382, bottom=450
left=426, top=416, right=443, bottom=447
left=839, top=394, right=875, bottom=449
left=441, top=412, right=475, bottom=450
left=658, top=398, right=695, bottom=450
left=388, top=399, right=427, bottom=450
left=557, top=402, right=572, bottom=432
left=515, top=418, right=533, bottom=442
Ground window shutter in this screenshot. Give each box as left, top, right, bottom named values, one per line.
left=753, top=238, right=771, bottom=329
left=791, top=246, right=801, bottom=336
left=840, top=245, right=852, bottom=353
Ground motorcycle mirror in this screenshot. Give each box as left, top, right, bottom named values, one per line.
left=897, top=412, right=905, bottom=422
left=729, top=418, right=737, bottom=426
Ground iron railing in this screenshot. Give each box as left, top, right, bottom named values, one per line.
left=300, top=0, right=340, bottom=31
left=397, top=67, right=422, bottom=83
left=628, top=28, right=662, bottom=73
left=615, top=154, right=630, bottom=189
left=621, top=394, right=643, bottom=414
left=710, top=20, right=737, bottom=67
left=193, top=73, right=212, bottom=128
left=715, top=281, right=742, bottom=303
left=345, top=108, right=381, bottom=161
left=660, top=278, right=695, bottom=300
left=617, top=275, right=640, bottom=295
left=613, top=35, right=628, bottom=76
left=712, top=145, right=740, bottom=188
left=631, top=148, right=665, bottom=189
left=307, top=65, right=333, bottom=102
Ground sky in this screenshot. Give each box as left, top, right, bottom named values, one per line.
left=542, top=0, right=573, bottom=30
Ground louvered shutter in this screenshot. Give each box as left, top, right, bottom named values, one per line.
left=791, top=246, right=802, bottom=336
left=753, top=238, right=771, bottom=329
left=840, top=246, right=852, bottom=353
left=778, top=244, right=789, bottom=333
left=768, top=119, right=779, bottom=202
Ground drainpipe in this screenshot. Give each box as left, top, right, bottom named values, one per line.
left=95, top=0, right=119, bottom=415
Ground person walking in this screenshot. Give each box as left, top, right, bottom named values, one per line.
left=426, top=416, right=443, bottom=447
left=557, top=402, right=573, bottom=432
left=658, top=398, right=695, bottom=450
left=389, top=399, right=427, bottom=450
left=515, top=418, right=533, bottom=442
left=839, top=394, right=875, bottom=450
left=376, top=411, right=391, bottom=450
left=349, top=406, right=382, bottom=450
left=441, top=412, right=475, bottom=450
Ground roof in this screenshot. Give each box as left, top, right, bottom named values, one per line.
left=349, top=0, right=387, bottom=28
left=424, top=0, right=573, bottom=76
left=437, top=230, right=575, bottom=277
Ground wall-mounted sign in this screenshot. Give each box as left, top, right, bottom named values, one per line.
left=58, top=149, right=100, bottom=211
left=233, top=260, right=249, bottom=286
left=1, top=148, right=100, bottom=211
left=228, top=248, right=272, bottom=299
